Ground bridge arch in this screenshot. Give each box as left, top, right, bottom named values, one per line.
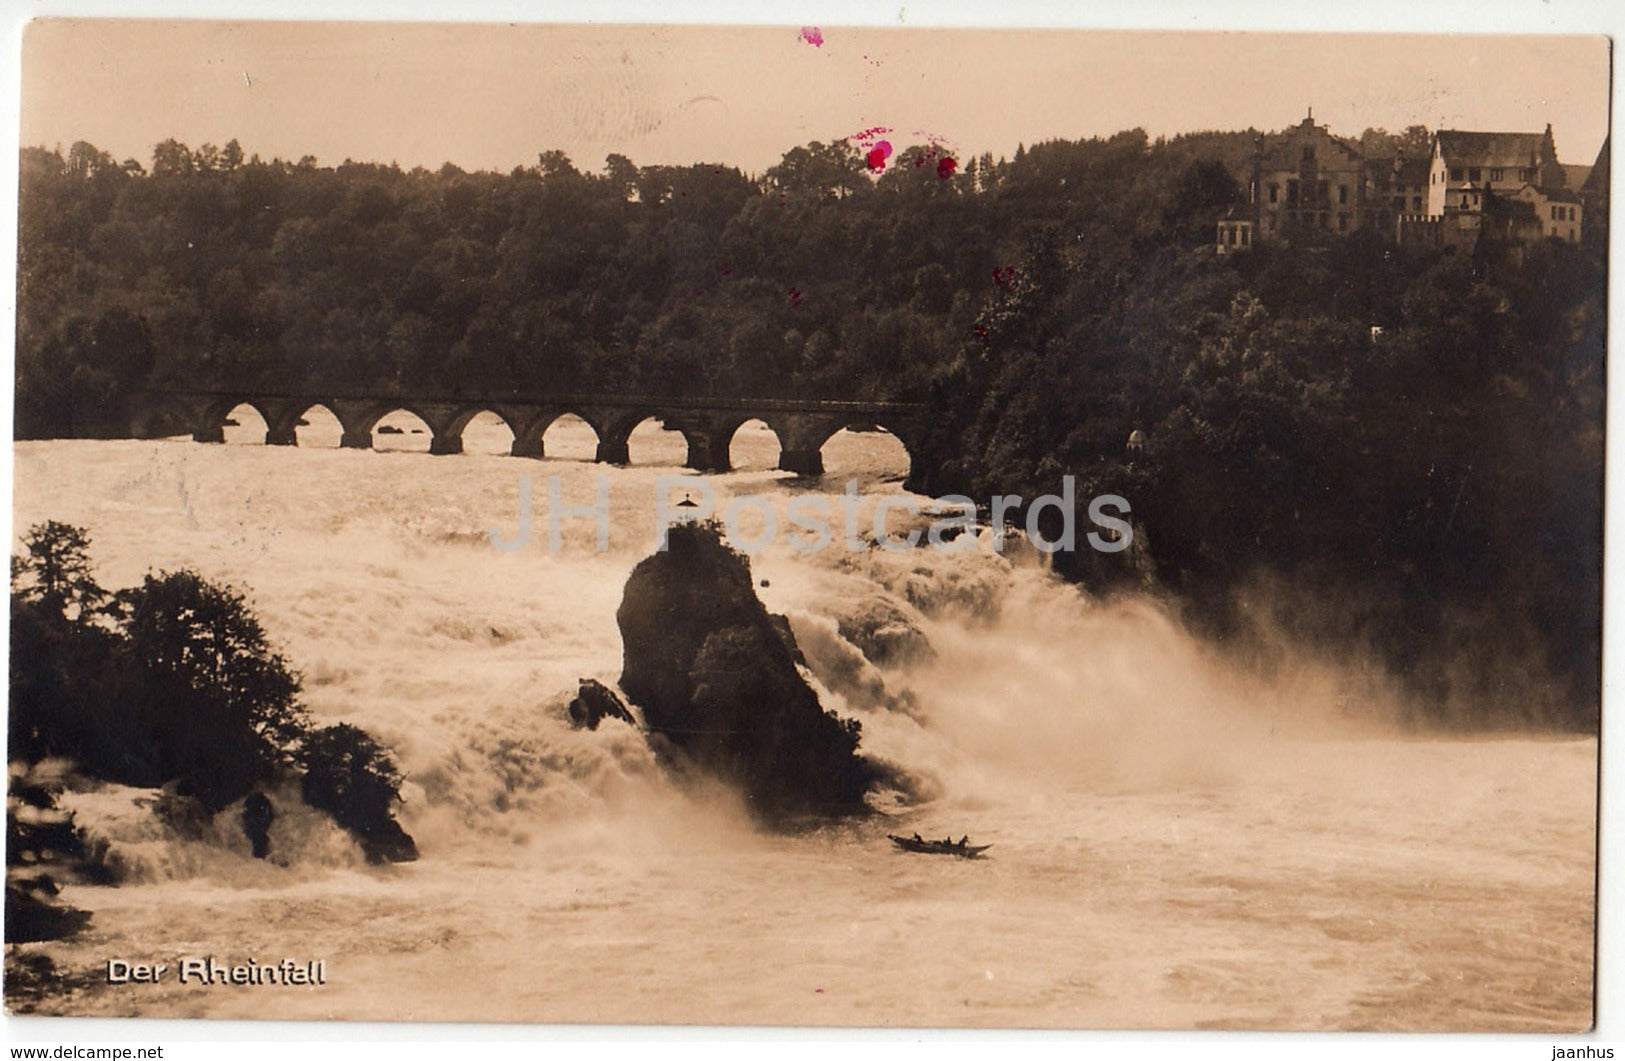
left=818, top=423, right=913, bottom=486
left=191, top=396, right=270, bottom=443
left=775, top=413, right=927, bottom=489
left=597, top=411, right=690, bottom=467
left=723, top=417, right=786, bottom=472
left=291, top=403, right=344, bottom=448
left=445, top=408, right=518, bottom=456
left=510, top=408, right=605, bottom=461
left=220, top=401, right=272, bottom=445
left=260, top=401, right=344, bottom=447
left=364, top=407, right=436, bottom=453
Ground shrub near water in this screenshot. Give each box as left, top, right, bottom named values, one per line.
left=7, top=522, right=417, bottom=863
left=298, top=724, right=418, bottom=863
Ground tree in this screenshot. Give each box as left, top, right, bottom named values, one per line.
left=298, top=724, right=417, bottom=862
left=151, top=139, right=194, bottom=178
left=1163, top=158, right=1243, bottom=243
left=65, top=141, right=116, bottom=180
left=536, top=149, right=578, bottom=181
left=603, top=152, right=638, bottom=200
left=10, top=524, right=134, bottom=773
left=765, top=140, right=868, bottom=200
left=119, top=571, right=306, bottom=808
left=11, top=521, right=105, bottom=623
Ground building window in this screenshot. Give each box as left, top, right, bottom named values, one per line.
left=1338, top=184, right=1348, bottom=204
left=1450, top=167, right=1463, bottom=182
left=1287, top=180, right=1299, bottom=205
left=1522, top=167, right=1535, bottom=181
left=1490, top=168, right=1503, bottom=181
left=1413, top=195, right=1422, bottom=212
left=1269, top=183, right=1279, bottom=204
left=1317, top=180, right=1329, bottom=203
left=1338, top=213, right=1348, bottom=232
left=1468, top=167, right=1481, bottom=182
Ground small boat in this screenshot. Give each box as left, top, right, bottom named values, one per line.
left=887, top=834, right=991, bottom=859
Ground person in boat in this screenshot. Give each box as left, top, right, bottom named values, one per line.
left=959, top=836, right=968, bottom=849
left=912, top=833, right=923, bottom=843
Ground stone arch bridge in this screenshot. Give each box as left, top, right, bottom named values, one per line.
left=132, top=389, right=940, bottom=491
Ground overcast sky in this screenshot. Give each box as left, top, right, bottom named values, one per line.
left=17, top=16, right=1614, bottom=176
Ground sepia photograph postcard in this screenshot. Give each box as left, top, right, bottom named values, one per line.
left=1, top=3, right=1613, bottom=1039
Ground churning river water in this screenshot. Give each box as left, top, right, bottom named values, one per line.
left=7, top=417, right=1596, bottom=1030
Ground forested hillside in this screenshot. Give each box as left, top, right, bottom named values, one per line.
left=16, top=130, right=1606, bottom=726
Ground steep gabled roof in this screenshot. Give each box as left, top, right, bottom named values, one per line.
left=1368, top=157, right=1432, bottom=187
left=1398, top=157, right=1431, bottom=185
left=1435, top=130, right=1550, bottom=169
left=1255, top=116, right=1364, bottom=171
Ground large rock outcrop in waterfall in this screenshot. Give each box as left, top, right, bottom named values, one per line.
left=617, top=521, right=881, bottom=821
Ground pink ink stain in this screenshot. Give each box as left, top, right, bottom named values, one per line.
left=937, top=156, right=958, bottom=179
left=788, top=286, right=804, bottom=308
left=866, top=140, right=893, bottom=172
left=993, top=265, right=1016, bottom=286
left=799, top=27, right=824, bottom=47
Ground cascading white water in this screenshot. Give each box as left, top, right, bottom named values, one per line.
left=7, top=428, right=1595, bottom=1030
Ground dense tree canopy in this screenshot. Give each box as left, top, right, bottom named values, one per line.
left=16, top=129, right=1605, bottom=726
